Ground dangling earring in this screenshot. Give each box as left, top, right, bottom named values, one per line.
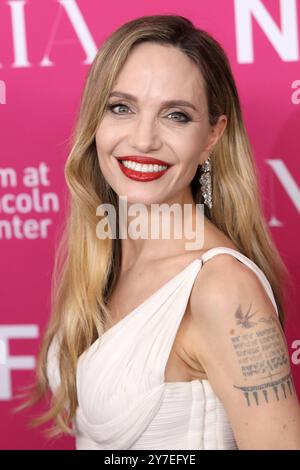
left=199, top=152, right=213, bottom=209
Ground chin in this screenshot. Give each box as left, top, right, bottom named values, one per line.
left=117, top=190, right=166, bottom=206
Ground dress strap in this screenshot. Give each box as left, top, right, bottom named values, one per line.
left=157, top=246, right=280, bottom=385
left=200, top=246, right=279, bottom=316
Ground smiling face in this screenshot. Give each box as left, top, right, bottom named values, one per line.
left=95, top=42, right=227, bottom=205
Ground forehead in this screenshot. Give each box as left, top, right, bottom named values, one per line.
left=112, top=42, right=206, bottom=107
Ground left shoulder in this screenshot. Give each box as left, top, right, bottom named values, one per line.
left=191, top=251, right=278, bottom=319
left=189, top=251, right=281, bottom=358
left=188, top=252, right=300, bottom=449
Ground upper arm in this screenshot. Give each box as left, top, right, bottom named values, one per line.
left=190, top=255, right=300, bottom=450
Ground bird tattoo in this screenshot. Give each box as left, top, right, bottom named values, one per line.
left=234, top=303, right=258, bottom=328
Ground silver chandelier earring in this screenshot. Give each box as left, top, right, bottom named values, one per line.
left=199, top=152, right=213, bottom=209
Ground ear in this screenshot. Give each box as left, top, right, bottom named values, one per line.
left=199, top=115, right=227, bottom=165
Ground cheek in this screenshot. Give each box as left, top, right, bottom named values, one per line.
left=174, top=121, right=205, bottom=142
left=174, top=132, right=204, bottom=165
left=95, top=133, right=109, bottom=174
left=95, top=118, right=120, bottom=151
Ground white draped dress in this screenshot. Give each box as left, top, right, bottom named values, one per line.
left=46, top=247, right=279, bottom=450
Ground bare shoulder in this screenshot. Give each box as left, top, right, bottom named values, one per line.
left=190, top=250, right=283, bottom=365
left=191, top=251, right=277, bottom=317
left=188, top=251, right=300, bottom=449
left=189, top=251, right=282, bottom=366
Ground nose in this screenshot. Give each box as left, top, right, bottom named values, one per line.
left=127, top=112, right=162, bottom=153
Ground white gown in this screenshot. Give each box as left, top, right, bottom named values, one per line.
left=46, top=247, right=280, bottom=450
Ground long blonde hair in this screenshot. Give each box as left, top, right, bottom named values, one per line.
left=14, top=14, right=292, bottom=438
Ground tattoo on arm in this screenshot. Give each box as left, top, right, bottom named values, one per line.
left=233, top=373, right=293, bottom=406
left=230, top=304, right=294, bottom=406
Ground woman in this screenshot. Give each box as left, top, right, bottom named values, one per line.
left=17, top=14, right=300, bottom=449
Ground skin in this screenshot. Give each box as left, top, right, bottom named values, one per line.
left=95, top=42, right=227, bottom=269
left=189, top=255, right=300, bottom=449
left=95, top=42, right=300, bottom=449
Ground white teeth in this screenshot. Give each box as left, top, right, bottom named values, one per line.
left=121, top=160, right=168, bottom=172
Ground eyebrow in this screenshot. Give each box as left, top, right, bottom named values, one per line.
left=108, top=91, right=198, bottom=111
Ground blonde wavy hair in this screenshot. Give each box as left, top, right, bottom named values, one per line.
left=14, top=14, right=291, bottom=438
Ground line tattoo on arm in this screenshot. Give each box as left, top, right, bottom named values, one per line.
left=230, top=303, right=294, bottom=406
left=233, top=373, right=293, bottom=406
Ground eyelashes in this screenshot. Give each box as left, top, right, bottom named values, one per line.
left=106, top=102, right=192, bottom=124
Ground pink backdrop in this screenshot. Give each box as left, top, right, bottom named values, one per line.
left=0, top=0, right=299, bottom=450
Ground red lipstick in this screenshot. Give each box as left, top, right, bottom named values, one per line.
left=115, top=155, right=172, bottom=182
left=116, top=156, right=171, bottom=166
